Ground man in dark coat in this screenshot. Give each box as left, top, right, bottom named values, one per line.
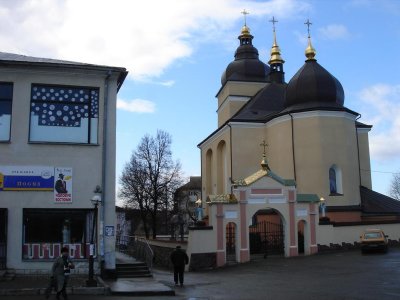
left=170, top=245, right=189, bottom=287
left=46, top=246, right=74, bottom=299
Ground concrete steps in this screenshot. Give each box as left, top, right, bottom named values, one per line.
left=116, top=262, right=152, bottom=278
left=0, top=269, right=16, bottom=282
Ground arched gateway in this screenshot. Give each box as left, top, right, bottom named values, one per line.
left=187, top=162, right=320, bottom=268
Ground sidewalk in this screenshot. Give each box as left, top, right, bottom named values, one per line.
left=0, top=252, right=175, bottom=297
left=104, top=252, right=175, bottom=296
left=0, top=275, right=106, bottom=296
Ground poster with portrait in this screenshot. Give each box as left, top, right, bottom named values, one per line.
left=54, top=167, right=72, bottom=203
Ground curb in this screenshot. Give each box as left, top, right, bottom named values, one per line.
left=0, top=277, right=107, bottom=296
left=0, top=286, right=107, bottom=296
left=111, top=290, right=175, bottom=296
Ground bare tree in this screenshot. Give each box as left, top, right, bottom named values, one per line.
left=119, top=130, right=182, bottom=239
left=390, top=172, right=400, bottom=200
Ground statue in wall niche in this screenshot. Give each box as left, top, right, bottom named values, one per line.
left=62, top=219, right=71, bottom=244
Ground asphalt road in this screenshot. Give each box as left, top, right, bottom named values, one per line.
left=4, top=248, right=400, bottom=300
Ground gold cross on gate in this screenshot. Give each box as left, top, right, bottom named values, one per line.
left=304, top=19, right=312, bottom=37
left=260, top=140, right=268, bottom=156
left=241, top=9, right=249, bottom=25
left=269, top=16, right=278, bottom=32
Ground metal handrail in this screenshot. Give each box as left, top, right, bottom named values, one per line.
left=136, top=236, right=154, bottom=271
left=116, top=235, right=154, bottom=272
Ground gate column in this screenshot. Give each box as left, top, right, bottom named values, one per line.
left=309, top=203, right=318, bottom=254
left=216, top=203, right=225, bottom=267
left=239, top=191, right=249, bottom=262
left=288, top=190, right=298, bottom=256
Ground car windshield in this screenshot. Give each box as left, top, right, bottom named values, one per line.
left=364, top=232, right=382, bottom=239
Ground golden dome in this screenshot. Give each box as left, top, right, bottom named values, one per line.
left=268, top=31, right=285, bottom=65
left=241, top=24, right=251, bottom=36
left=305, top=36, right=316, bottom=60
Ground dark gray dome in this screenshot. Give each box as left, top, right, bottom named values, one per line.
left=285, top=60, right=344, bottom=109
left=221, top=26, right=269, bottom=86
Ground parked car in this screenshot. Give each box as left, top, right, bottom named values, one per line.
left=360, top=229, right=388, bottom=253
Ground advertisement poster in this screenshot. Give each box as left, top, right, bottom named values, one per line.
left=54, top=167, right=72, bottom=203
left=0, top=166, right=54, bottom=191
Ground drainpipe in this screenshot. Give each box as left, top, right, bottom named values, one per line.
left=228, top=124, right=234, bottom=194
left=100, top=70, right=112, bottom=266
left=355, top=114, right=362, bottom=188
left=289, top=113, right=297, bottom=182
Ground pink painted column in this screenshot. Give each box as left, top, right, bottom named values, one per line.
left=288, top=190, right=298, bottom=256
left=309, top=203, right=318, bottom=254
left=239, top=191, right=250, bottom=262
left=216, top=203, right=225, bottom=267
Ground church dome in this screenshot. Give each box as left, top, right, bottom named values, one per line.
left=221, top=25, right=269, bottom=86
left=285, top=37, right=344, bottom=109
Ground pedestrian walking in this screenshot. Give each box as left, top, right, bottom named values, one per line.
left=46, top=246, right=74, bottom=299
left=170, top=245, right=189, bottom=287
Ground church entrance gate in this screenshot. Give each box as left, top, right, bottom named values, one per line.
left=226, top=222, right=236, bottom=262
left=249, top=220, right=284, bottom=256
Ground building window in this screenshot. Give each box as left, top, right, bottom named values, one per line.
left=22, top=209, right=95, bottom=260
left=29, top=84, right=99, bottom=144
left=329, top=165, right=343, bottom=195
left=0, top=83, right=13, bottom=142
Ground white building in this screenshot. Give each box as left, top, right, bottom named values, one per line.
left=0, top=52, right=127, bottom=277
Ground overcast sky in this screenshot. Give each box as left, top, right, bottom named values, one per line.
left=2, top=0, right=400, bottom=199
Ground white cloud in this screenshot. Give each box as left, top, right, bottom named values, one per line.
left=0, top=0, right=310, bottom=81
left=318, top=24, right=350, bottom=40
left=117, top=98, right=156, bottom=113
left=159, top=80, right=176, bottom=87
left=358, top=84, right=400, bottom=160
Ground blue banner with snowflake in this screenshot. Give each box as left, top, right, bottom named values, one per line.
left=29, top=85, right=99, bottom=144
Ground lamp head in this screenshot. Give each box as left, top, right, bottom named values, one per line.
left=91, top=195, right=102, bottom=206
left=320, top=197, right=325, bottom=203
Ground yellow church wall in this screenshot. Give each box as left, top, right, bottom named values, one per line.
left=218, top=99, right=249, bottom=128
left=217, top=81, right=266, bottom=126
left=200, top=127, right=232, bottom=203
left=287, top=112, right=361, bottom=207
left=230, top=125, right=265, bottom=181
left=265, top=117, right=296, bottom=179
left=357, top=130, right=372, bottom=189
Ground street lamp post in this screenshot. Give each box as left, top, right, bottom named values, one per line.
left=86, top=195, right=101, bottom=287
left=319, top=197, right=326, bottom=218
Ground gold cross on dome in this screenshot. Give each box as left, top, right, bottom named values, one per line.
left=269, top=16, right=278, bottom=32
left=241, top=9, right=249, bottom=25
left=260, top=140, right=268, bottom=156
left=304, top=19, right=312, bottom=37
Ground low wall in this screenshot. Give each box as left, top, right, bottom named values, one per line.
left=146, top=239, right=187, bottom=269
left=316, top=222, right=400, bottom=252
left=187, top=226, right=217, bottom=271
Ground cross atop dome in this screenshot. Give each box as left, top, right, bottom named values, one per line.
left=269, top=16, right=278, bottom=32
left=304, top=19, right=316, bottom=60
left=241, top=9, right=249, bottom=25
left=268, top=16, right=285, bottom=83
left=304, top=19, right=312, bottom=37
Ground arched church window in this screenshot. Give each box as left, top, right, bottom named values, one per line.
left=329, top=167, right=337, bottom=194
left=329, top=165, right=343, bottom=195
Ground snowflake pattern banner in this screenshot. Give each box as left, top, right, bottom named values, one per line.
left=30, top=85, right=99, bottom=127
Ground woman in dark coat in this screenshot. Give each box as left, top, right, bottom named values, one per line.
left=46, top=247, right=74, bottom=300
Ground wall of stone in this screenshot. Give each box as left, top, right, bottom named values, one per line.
left=189, top=253, right=216, bottom=271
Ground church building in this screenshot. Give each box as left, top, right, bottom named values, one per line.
left=186, top=17, right=400, bottom=268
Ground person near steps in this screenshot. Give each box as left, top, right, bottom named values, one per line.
left=170, top=245, right=189, bottom=287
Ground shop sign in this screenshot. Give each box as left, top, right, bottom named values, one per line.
left=54, top=167, right=72, bottom=203
left=0, top=166, right=54, bottom=191
left=105, top=226, right=115, bottom=237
